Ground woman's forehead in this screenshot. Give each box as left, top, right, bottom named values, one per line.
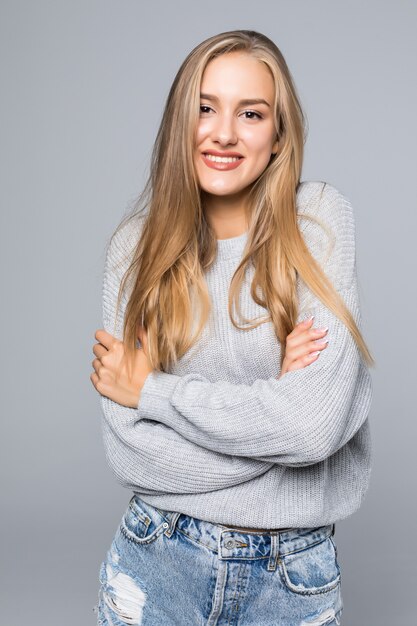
left=201, top=53, right=274, bottom=101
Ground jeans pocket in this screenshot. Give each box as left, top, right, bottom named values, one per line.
left=279, top=536, right=341, bottom=596
left=119, top=495, right=169, bottom=546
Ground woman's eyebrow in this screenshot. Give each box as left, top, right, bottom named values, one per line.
left=200, top=93, right=271, bottom=107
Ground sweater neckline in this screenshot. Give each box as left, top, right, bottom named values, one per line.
left=216, top=230, right=249, bottom=261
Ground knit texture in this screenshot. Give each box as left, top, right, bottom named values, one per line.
left=99, top=180, right=373, bottom=528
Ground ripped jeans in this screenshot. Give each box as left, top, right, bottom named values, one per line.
left=93, top=495, right=343, bottom=625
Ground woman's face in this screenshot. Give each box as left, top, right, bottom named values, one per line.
left=194, top=52, right=279, bottom=201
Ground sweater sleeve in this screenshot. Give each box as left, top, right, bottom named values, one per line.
left=98, top=217, right=274, bottom=494
left=137, top=184, right=373, bottom=465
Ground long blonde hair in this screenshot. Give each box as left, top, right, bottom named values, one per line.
left=109, top=29, right=374, bottom=377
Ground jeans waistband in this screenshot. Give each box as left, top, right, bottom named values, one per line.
left=131, top=495, right=335, bottom=572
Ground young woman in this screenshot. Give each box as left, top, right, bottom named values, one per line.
left=91, top=29, right=374, bottom=626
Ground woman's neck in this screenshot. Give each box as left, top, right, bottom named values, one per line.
left=203, top=192, right=249, bottom=240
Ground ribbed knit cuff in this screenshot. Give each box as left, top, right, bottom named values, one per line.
left=138, top=369, right=181, bottom=419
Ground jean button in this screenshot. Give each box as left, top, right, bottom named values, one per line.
left=225, top=539, right=236, bottom=549
left=162, top=522, right=169, bottom=529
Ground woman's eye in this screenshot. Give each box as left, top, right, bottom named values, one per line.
left=242, top=110, right=262, bottom=120
left=199, top=105, right=212, bottom=114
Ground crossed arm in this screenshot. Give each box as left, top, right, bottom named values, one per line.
left=136, top=279, right=372, bottom=466
left=94, top=184, right=372, bottom=492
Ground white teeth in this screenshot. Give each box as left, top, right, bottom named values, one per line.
left=204, top=154, right=241, bottom=163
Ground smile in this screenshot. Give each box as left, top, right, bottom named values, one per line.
left=201, top=153, right=244, bottom=171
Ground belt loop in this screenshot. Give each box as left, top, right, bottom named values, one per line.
left=164, top=511, right=181, bottom=538
left=267, top=531, right=279, bottom=572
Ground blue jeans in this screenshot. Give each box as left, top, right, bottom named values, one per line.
left=94, top=495, right=343, bottom=625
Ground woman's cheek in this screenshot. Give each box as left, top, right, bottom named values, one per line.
left=196, top=120, right=211, bottom=141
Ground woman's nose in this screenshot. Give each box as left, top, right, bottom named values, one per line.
left=211, top=114, right=237, bottom=146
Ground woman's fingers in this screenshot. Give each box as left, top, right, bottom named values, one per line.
left=279, top=318, right=329, bottom=379
left=287, top=322, right=329, bottom=355
left=288, top=336, right=328, bottom=364
left=93, top=342, right=107, bottom=359
left=94, top=329, right=118, bottom=350
left=90, top=371, right=99, bottom=389
left=91, top=357, right=102, bottom=374
left=282, top=346, right=324, bottom=375
left=91, top=330, right=122, bottom=392
left=284, top=319, right=329, bottom=368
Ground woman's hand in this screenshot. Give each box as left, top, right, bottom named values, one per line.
left=90, top=327, right=153, bottom=408
left=278, top=316, right=329, bottom=379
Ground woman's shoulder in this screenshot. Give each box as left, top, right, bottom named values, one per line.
left=296, top=179, right=355, bottom=238
left=296, top=180, right=357, bottom=293
left=105, top=212, right=146, bottom=273
left=297, top=180, right=354, bottom=218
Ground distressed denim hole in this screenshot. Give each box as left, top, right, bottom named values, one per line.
left=101, top=562, right=147, bottom=625
left=301, top=606, right=340, bottom=625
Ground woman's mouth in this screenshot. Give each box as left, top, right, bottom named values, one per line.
left=201, top=153, right=244, bottom=171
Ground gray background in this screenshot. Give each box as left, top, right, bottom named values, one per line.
left=1, top=1, right=416, bottom=624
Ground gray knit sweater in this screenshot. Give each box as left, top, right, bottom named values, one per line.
left=99, top=180, right=373, bottom=528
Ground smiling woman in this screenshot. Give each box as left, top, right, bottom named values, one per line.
left=91, top=29, right=373, bottom=626
left=195, top=53, right=279, bottom=222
